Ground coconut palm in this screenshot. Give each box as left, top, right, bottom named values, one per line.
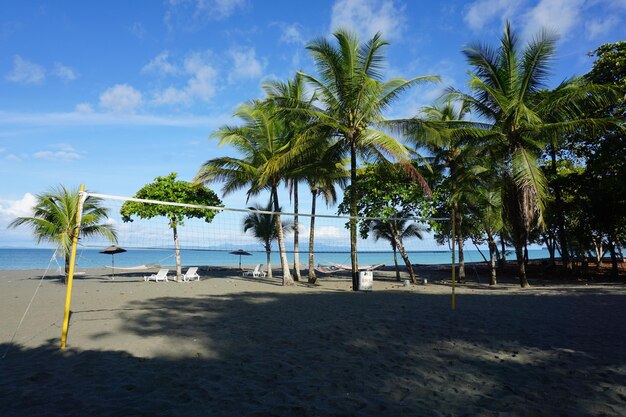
left=450, top=22, right=619, bottom=287
left=263, top=74, right=316, bottom=282
left=370, top=213, right=423, bottom=282
left=298, top=29, right=438, bottom=290
left=9, top=185, right=117, bottom=283
left=297, top=142, right=348, bottom=284
left=243, top=201, right=293, bottom=279
left=195, top=100, right=296, bottom=285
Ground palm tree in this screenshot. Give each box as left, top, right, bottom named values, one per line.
left=369, top=211, right=423, bottom=283
left=243, top=201, right=293, bottom=279
left=297, top=142, right=348, bottom=284
left=195, top=100, right=297, bottom=285
left=451, top=22, right=618, bottom=287
left=263, top=74, right=315, bottom=282
left=9, top=185, right=117, bottom=283
left=298, top=29, right=438, bottom=290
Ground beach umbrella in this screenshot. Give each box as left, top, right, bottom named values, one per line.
left=229, top=249, right=251, bottom=270
left=100, top=245, right=127, bottom=279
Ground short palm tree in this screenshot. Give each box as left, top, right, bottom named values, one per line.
left=298, top=29, right=438, bottom=290
left=452, top=22, right=619, bottom=287
left=9, top=185, right=117, bottom=283
left=369, top=212, right=423, bottom=283
left=243, top=201, right=292, bottom=279
left=195, top=100, right=296, bottom=285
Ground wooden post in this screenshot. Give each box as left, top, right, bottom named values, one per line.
left=60, top=184, right=86, bottom=349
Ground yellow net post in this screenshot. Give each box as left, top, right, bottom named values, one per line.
left=451, top=205, right=456, bottom=311
left=60, top=184, right=86, bottom=349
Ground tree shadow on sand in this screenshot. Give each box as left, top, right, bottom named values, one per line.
left=1, top=289, right=625, bottom=416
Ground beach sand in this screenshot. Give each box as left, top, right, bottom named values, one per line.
left=1, top=265, right=625, bottom=416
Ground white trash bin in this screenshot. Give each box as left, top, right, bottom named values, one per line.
left=358, top=271, right=373, bottom=291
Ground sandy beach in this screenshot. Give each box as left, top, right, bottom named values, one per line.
left=1, top=265, right=625, bottom=416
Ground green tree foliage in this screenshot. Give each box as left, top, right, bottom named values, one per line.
left=299, top=29, right=438, bottom=290
left=120, top=173, right=222, bottom=281
left=9, top=185, right=117, bottom=283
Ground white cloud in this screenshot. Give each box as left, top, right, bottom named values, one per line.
left=228, top=47, right=264, bottom=81
left=75, top=103, right=94, bottom=113
left=0, top=193, right=37, bottom=219
left=0, top=109, right=230, bottom=128
left=279, top=23, right=305, bottom=44
left=330, top=0, right=406, bottom=40
left=522, top=0, right=585, bottom=40
left=164, top=0, right=248, bottom=29
left=6, top=55, right=45, bottom=84
left=585, top=15, right=620, bottom=39
left=99, top=84, right=143, bottom=113
left=4, top=154, right=22, bottom=162
left=53, top=62, right=77, bottom=81
left=141, top=51, right=180, bottom=76
left=151, top=50, right=218, bottom=105
left=33, top=150, right=81, bottom=160
left=464, top=0, right=522, bottom=30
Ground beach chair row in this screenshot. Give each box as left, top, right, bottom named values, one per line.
left=144, top=267, right=200, bottom=282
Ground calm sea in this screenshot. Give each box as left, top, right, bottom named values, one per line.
left=0, top=248, right=551, bottom=271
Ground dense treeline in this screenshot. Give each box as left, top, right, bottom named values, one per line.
left=195, top=26, right=625, bottom=287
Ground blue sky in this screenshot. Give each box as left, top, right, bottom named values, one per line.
left=1, top=0, right=625, bottom=247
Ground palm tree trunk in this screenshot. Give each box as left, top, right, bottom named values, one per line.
left=392, top=244, right=400, bottom=281
left=608, top=235, right=619, bottom=279
left=395, top=237, right=416, bottom=284
left=64, top=255, right=70, bottom=285
left=349, top=141, right=359, bottom=291
left=499, top=237, right=507, bottom=271
left=265, top=243, right=272, bottom=278
left=172, top=220, right=182, bottom=282
left=515, top=242, right=529, bottom=287
left=488, top=232, right=497, bottom=285
left=272, top=186, right=293, bottom=285
left=293, top=181, right=301, bottom=281
left=457, top=236, right=465, bottom=283
left=308, top=188, right=318, bottom=284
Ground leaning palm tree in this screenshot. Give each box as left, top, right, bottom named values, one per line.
left=450, top=22, right=619, bottom=287
left=9, top=185, right=117, bottom=283
left=369, top=212, right=423, bottom=283
left=195, top=100, right=296, bottom=285
left=297, top=29, right=438, bottom=290
left=243, top=201, right=293, bottom=279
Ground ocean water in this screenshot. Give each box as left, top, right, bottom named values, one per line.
left=0, top=248, right=551, bottom=271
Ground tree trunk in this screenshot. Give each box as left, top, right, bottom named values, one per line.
left=543, top=232, right=556, bottom=266
left=292, top=181, right=301, bottom=281
left=64, top=255, right=70, bottom=285
left=308, top=188, right=318, bottom=284
left=593, top=236, right=603, bottom=267
left=515, top=242, right=529, bottom=288
left=172, top=221, right=182, bottom=282
left=524, top=241, right=529, bottom=269
left=265, top=244, right=272, bottom=278
left=349, top=141, right=359, bottom=291
left=608, top=236, right=619, bottom=279
left=488, top=232, right=497, bottom=286
left=457, top=236, right=465, bottom=283
left=395, top=237, right=416, bottom=284
left=617, top=240, right=624, bottom=262
left=392, top=244, right=400, bottom=281
left=550, top=145, right=571, bottom=273
left=498, top=237, right=507, bottom=271
left=272, top=186, right=293, bottom=285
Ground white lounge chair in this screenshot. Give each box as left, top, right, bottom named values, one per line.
left=144, top=269, right=169, bottom=282
left=182, top=267, right=200, bottom=282
left=243, top=264, right=267, bottom=278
